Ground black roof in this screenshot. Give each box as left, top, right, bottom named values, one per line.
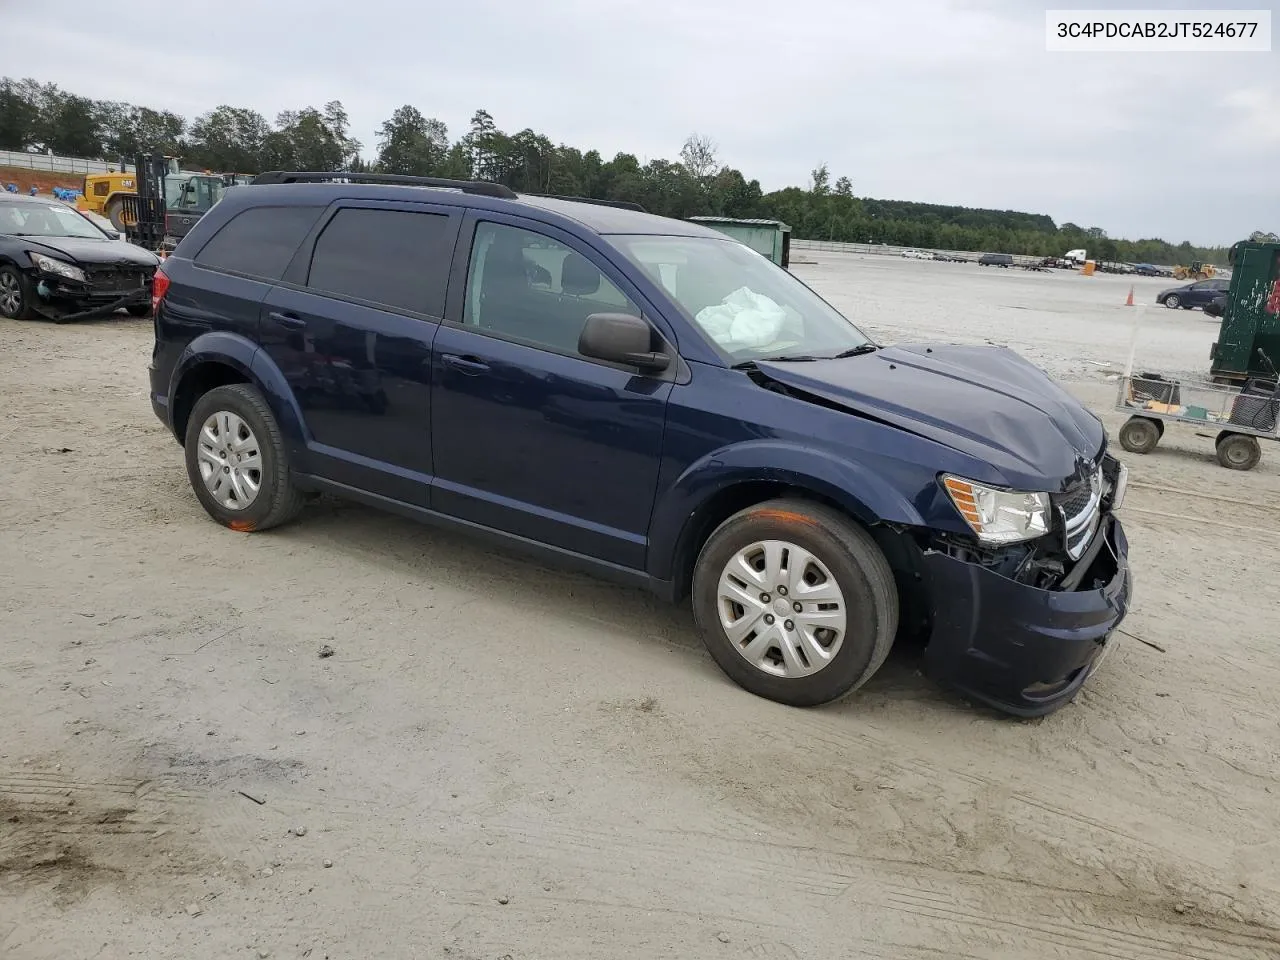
left=516, top=195, right=718, bottom=237
left=237, top=173, right=722, bottom=239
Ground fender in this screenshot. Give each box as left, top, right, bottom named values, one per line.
left=169, top=331, right=309, bottom=455
left=647, top=440, right=926, bottom=582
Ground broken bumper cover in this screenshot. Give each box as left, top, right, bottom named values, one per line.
left=922, top=514, right=1131, bottom=717
left=32, top=273, right=149, bottom=322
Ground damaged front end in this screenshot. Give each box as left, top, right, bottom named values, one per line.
left=27, top=254, right=154, bottom=323
left=918, top=453, right=1132, bottom=717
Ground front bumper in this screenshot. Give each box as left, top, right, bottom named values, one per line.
left=30, top=269, right=149, bottom=322
left=921, top=514, right=1131, bottom=717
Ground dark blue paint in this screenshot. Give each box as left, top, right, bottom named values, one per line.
left=431, top=323, right=671, bottom=569
left=258, top=284, right=439, bottom=507
left=151, top=181, right=1134, bottom=716
left=922, top=516, right=1131, bottom=717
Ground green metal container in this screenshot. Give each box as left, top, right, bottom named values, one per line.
left=688, top=217, right=792, bottom=268
left=1210, top=240, right=1280, bottom=382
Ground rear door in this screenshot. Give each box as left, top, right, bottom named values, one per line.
left=259, top=200, right=461, bottom=506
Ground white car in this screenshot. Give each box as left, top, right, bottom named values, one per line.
left=901, top=249, right=931, bottom=260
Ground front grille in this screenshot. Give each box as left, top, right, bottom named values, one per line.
left=1053, top=467, right=1102, bottom=561
left=84, top=266, right=151, bottom=294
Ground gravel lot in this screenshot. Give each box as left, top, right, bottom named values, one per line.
left=3, top=254, right=1279, bottom=959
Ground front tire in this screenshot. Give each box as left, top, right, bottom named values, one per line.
left=691, top=498, right=898, bottom=707
left=183, top=383, right=305, bottom=531
left=1164, top=295, right=1180, bottom=309
left=0, top=265, right=33, bottom=320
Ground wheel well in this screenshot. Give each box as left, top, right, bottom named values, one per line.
left=670, top=481, right=892, bottom=601
left=172, top=362, right=250, bottom=443
left=670, top=482, right=930, bottom=641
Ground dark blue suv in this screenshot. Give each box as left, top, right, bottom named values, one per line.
left=149, top=172, right=1132, bottom=716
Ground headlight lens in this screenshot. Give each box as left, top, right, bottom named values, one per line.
left=942, top=475, right=1051, bottom=545
left=29, top=253, right=87, bottom=283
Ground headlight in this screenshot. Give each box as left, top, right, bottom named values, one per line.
left=942, top=475, right=1051, bottom=545
left=29, top=253, right=87, bottom=283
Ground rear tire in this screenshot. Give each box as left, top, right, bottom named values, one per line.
left=1118, top=416, right=1161, bottom=454
left=691, top=498, right=898, bottom=707
left=183, top=383, right=305, bottom=531
left=125, top=303, right=151, bottom=318
left=1215, top=433, right=1261, bottom=471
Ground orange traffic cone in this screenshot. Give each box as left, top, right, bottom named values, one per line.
left=1125, top=285, right=1134, bottom=306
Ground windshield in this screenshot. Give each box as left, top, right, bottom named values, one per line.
left=0, top=200, right=108, bottom=240
left=614, top=235, right=873, bottom=362
left=164, top=175, right=226, bottom=212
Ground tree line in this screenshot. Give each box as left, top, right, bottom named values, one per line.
left=0, top=77, right=1230, bottom=265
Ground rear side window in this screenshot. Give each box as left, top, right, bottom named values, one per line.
left=195, top=206, right=321, bottom=281
left=306, top=208, right=453, bottom=316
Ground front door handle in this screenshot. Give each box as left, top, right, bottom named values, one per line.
left=441, top=354, right=490, bottom=375
left=269, top=311, right=307, bottom=330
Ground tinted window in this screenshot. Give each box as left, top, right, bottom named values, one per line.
left=463, top=222, right=639, bottom=356
left=195, top=206, right=321, bottom=281
left=307, top=208, right=453, bottom=316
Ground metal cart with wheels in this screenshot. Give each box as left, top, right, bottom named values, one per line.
left=1115, top=353, right=1279, bottom=470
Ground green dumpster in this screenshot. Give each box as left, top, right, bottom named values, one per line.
left=688, top=217, right=792, bottom=268
left=1211, top=238, right=1280, bottom=382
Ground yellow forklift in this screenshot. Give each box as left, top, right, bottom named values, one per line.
left=77, top=157, right=231, bottom=236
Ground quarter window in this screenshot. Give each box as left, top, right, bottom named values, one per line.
left=194, top=206, right=322, bottom=281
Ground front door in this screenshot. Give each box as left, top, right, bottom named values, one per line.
left=258, top=201, right=460, bottom=506
left=430, top=215, right=672, bottom=570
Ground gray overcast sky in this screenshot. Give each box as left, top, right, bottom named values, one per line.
left=5, top=0, right=1276, bottom=244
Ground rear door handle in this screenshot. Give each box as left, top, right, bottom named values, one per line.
left=441, top=354, right=490, bottom=375
left=269, top=311, right=307, bottom=330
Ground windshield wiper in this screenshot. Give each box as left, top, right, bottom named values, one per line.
left=829, top=344, right=879, bottom=359
left=732, top=354, right=823, bottom=369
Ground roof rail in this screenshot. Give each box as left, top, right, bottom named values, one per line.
left=251, top=171, right=518, bottom=199
left=528, top=194, right=647, bottom=213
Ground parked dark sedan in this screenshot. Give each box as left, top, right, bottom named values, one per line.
left=1156, top=277, right=1229, bottom=310
left=0, top=193, right=159, bottom=322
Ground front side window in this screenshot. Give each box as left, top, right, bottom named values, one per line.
left=307, top=207, right=453, bottom=316
left=615, top=234, right=873, bottom=362
left=463, top=222, right=639, bottom=356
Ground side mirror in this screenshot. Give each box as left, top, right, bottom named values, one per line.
left=578, top=313, right=670, bottom=372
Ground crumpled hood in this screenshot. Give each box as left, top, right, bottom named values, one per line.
left=20, top=235, right=159, bottom=268
left=756, top=343, right=1104, bottom=490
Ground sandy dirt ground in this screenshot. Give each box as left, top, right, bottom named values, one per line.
left=3, top=255, right=1279, bottom=960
